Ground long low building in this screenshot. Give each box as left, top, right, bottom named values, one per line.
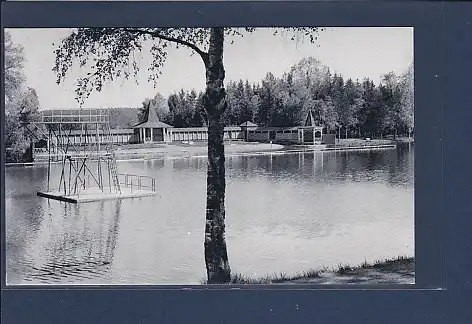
left=48, top=124, right=325, bottom=146
left=168, top=126, right=244, bottom=142
left=47, top=128, right=135, bottom=145
left=36, top=109, right=329, bottom=149
left=130, top=107, right=326, bottom=144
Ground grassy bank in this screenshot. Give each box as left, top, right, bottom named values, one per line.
left=203, top=256, right=414, bottom=285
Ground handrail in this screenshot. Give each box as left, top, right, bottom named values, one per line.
left=118, top=173, right=156, bottom=192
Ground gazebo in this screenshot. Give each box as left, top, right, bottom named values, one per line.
left=298, top=110, right=324, bottom=144
left=132, top=106, right=173, bottom=143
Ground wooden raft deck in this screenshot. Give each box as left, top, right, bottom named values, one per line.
left=37, top=187, right=157, bottom=203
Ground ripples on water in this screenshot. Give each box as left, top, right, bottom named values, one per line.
left=5, top=143, right=414, bottom=285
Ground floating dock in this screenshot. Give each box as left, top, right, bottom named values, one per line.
left=37, top=186, right=158, bottom=203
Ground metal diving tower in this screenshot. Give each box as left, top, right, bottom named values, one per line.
left=23, top=108, right=156, bottom=203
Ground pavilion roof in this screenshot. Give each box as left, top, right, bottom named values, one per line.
left=239, top=121, right=258, bottom=127
left=304, top=110, right=316, bottom=127
left=133, top=106, right=173, bottom=129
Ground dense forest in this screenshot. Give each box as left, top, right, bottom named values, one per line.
left=140, top=57, right=414, bottom=139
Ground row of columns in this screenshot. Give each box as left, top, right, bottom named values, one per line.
left=139, top=128, right=172, bottom=143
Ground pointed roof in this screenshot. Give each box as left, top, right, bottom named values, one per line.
left=239, top=121, right=258, bottom=127
left=304, top=110, right=316, bottom=127
left=133, top=106, right=173, bottom=129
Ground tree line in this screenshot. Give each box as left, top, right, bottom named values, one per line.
left=141, top=57, right=414, bottom=139
left=5, top=33, right=413, bottom=165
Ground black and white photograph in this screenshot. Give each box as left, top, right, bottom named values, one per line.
left=4, top=27, right=414, bottom=285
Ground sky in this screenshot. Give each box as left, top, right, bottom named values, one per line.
left=7, top=27, right=413, bottom=110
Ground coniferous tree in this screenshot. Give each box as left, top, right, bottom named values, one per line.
left=255, top=73, right=278, bottom=126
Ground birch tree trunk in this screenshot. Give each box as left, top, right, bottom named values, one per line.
left=202, top=28, right=231, bottom=284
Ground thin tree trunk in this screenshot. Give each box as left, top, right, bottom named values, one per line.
left=202, top=28, right=231, bottom=284
left=28, top=139, right=34, bottom=162
left=345, top=127, right=348, bottom=139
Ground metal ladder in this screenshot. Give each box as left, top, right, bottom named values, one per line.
left=104, top=117, right=121, bottom=194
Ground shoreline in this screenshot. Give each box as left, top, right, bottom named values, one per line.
left=215, top=256, right=415, bottom=285
left=7, top=138, right=411, bottom=167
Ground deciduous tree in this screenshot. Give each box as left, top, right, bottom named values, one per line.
left=5, top=32, right=41, bottom=162
left=53, top=27, right=323, bottom=284
left=400, top=63, right=414, bottom=138
left=5, top=31, right=26, bottom=106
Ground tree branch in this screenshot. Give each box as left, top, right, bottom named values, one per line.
left=125, top=28, right=209, bottom=66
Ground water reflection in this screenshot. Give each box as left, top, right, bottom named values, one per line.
left=7, top=199, right=122, bottom=284
left=223, top=144, right=413, bottom=189
left=6, top=143, right=414, bottom=284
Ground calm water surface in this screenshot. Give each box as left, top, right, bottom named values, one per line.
left=5, top=143, right=414, bottom=285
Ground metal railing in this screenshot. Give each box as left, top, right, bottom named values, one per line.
left=118, top=173, right=156, bottom=192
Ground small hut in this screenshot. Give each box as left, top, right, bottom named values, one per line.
left=239, top=121, right=258, bottom=141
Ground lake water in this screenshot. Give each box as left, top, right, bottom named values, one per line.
left=5, top=143, right=414, bottom=285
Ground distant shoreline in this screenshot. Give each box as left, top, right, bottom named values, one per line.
left=6, top=138, right=413, bottom=167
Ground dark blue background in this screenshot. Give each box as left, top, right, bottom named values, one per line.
left=1, top=1, right=471, bottom=323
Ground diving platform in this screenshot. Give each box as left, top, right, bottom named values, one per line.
left=38, top=173, right=157, bottom=203
left=37, top=187, right=157, bottom=203
left=23, top=108, right=157, bottom=204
